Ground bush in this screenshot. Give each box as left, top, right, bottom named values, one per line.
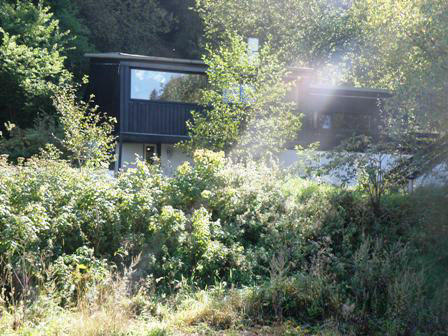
left=48, top=246, right=110, bottom=306
left=0, top=150, right=447, bottom=334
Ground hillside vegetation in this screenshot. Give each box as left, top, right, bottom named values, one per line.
left=0, top=151, right=447, bottom=335
left=1, top=1, right=447, bottom=334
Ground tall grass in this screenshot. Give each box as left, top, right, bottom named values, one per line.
left=0, top=152, right=447, bottom=335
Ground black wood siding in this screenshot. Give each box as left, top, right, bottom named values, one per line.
left=123, top=100, right=198, bottom=136
left=89, top=61, right=121, bottom=132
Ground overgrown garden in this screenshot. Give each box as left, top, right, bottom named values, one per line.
left=1, top=1, right=447, bottom=335
left=0, top=151, right=447, bottom=335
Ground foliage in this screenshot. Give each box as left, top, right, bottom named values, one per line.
left=73, top=0, right=174, bottom=57
left=0, top=0, right=203, bottom=157
left=348, top=0, right=448, bottom=132
left=49, top=246, right=110, bottom=306
left=1, top=0, right=447, bottom=334
left=159, top=74, right=208, bottom=103
left=345, top=0, right=448, bottom=170
left=158, top=0, right=204, bottom=59
left=195, top=0, right=356, bottom=68
left=196, top=0, right=448, bottom=137
left=310, top=135, right=411, bottom=215
left=52, top=83, right=117, bottom=168
left=181, top=33, right=301, bottom=159
left=0, top=0, right=72, bottom=130
left=57, top=0, right=203, bottom=60
left=195, top=0, right=448, bottom=171
left=0, top=151, right=447, bottom=334
left=0, top=115, right=63, bottom=162
left=44, top=0, right=95, bottom=77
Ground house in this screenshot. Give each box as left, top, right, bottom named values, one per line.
left=296, top=85, right=392, bottom=150
left=85, top=52, right=392, bottom=173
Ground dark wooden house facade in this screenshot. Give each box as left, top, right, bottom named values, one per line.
left=86, top=52, right=391, bottom=172
left=297, top=85, right=391, bottom=149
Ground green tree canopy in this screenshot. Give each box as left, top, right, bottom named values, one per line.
left=347, top=0, right=448, bottom=133
left=44, top=0, right=94, bottom=77
left=159, top=0, right=204, bottom=58
left=53, top=83, right=117, bottom=169
left=181, top=34, right=301, bottom=159
left=195, top=0, right=358, bottom=68
left=159, top=74, right=208, bottom=103
left=73, top=0, right=174, bottom=57
left=0, top=0, right=72, bottom=130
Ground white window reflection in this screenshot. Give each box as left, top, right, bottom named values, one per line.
left=130, top=69, right=207, bottom=103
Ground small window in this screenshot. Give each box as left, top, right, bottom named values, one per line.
left=131, top=69, right=208, bottom=103
left=144, top=144, right=157, bottom=164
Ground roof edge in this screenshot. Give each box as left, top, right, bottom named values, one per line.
left=309, top=85, right=393, bottom=98
left=85, top=52, right=205, bottom=66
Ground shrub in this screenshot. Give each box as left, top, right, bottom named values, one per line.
left=48, top=246, right=110, bottom=306
left=0, top=150, right=447, bottom=334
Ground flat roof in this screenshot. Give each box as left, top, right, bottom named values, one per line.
left=309, top=85, right=392, bottom=98
left=85, top=52, right=206, bottom=66
left=84, top=52, right=314, bottom=75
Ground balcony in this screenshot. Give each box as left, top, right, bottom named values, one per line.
left=120, top=100, right=201, bottom=143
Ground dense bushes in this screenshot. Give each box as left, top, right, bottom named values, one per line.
left=0, top=151, right=447, bottom=335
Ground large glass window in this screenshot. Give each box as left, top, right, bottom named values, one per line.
left=130, top=69, right=208, bottom=103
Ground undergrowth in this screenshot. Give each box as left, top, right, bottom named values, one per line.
left=0, top=151, right=447, bottom=335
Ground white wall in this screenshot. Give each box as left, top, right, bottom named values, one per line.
left=116, top=143, right=447, bottom=187
left=160, top=144, right=192, bottom=176
left=116, top=142, right=192, bottom=175
left=279, top=149, right=447, bottom=188
left=279, top=149, right=367, bottom=185
left=119, top=142, right=144, bottom=170
left=415, top=163, right=448, bottom=187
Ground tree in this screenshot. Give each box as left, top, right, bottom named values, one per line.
left=195, top=0, right=447, bottom=136
left=73, top=0, right=173, bottom=57
left=195, top=0, right=358, bottom=68
left=344, top=0, right=448, bottom=170
left=158, top=0, right=204, bottom=58
left=44, top=0, right=94, bottom=78
left=0, top=0, right=72, bottom=130
left=52, top=83, right=116, bottom=169
left=159, top=74, right=208, bottom=103
left=180, top=33, right=301, bottom=159
left=0, top=116, right=63, bottom=161
left=196, top=0, right=448, bottom=171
